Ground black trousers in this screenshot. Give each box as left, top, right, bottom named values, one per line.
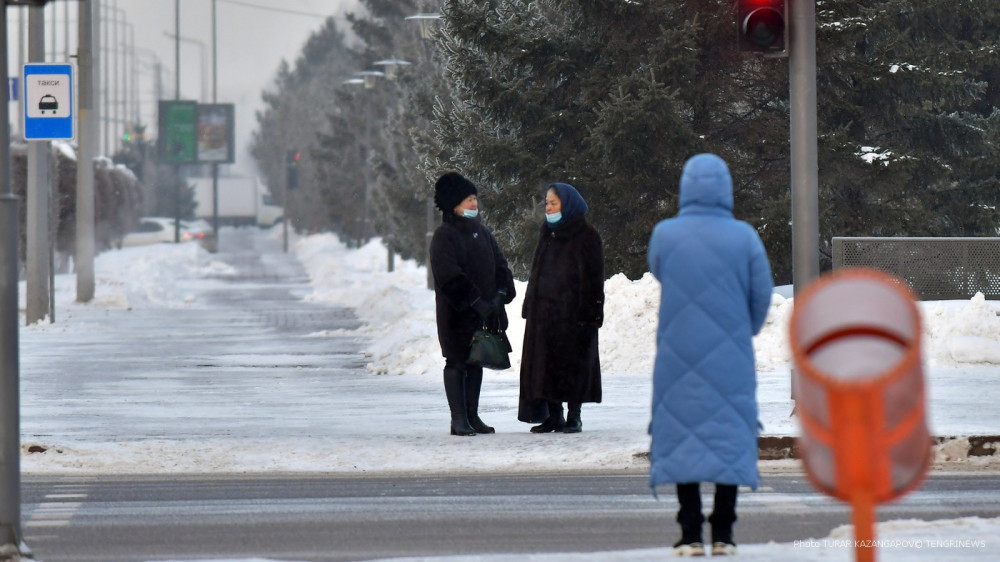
left=676, top=482, right=738, bottom=534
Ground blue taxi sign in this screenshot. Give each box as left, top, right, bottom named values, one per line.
left=23, top=63, right=75, bottom=140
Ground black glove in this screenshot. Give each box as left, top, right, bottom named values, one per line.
left=495, top=305, right=509, bottom=331
left=491, top=293, right=509, bottom=331
left=472, top=298, right=495, bottom=324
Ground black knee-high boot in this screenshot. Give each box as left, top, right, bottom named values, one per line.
left=443, top=367, right=475, bottom=436
left=465, top=367, right=495, bottom=434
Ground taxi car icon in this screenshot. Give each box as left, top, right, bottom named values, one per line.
left=38, top=95, right=58, bottom=114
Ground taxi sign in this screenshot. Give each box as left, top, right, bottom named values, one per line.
left=23, top=63, right=75, bottom=140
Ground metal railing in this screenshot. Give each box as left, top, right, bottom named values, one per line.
left=831, top=237, right=1000, bottom=300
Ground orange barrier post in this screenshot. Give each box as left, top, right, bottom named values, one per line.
left=789, top=268, right=932, bottom=562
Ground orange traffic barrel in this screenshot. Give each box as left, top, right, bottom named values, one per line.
left=789, top=268, right=931, bottom=503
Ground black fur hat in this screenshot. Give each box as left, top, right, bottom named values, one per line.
left=434, top=172, right=478, bottom=212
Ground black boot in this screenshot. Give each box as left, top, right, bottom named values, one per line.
left=465, top=367, right=495, bottom=434
left=673, top=483, right=705, bottom=556
left=710, top=484, right=738, bottom=555
left=563, top=402, right=582, bottom=433
left=443, top=367, right=475, bottom=436
left=530, top=401, right=565, bottom=433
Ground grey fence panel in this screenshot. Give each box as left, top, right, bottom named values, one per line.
left=831, top=237, right=1000, bottom=300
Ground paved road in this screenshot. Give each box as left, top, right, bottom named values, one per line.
left=21, top=471, right=1000, bottom=561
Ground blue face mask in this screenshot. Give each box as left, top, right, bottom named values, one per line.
left=546, top=211, right=562, bottom=224
left=462, top=209, right=479, bottom=219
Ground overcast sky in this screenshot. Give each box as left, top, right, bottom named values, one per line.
left=7, top=0, right=360, bottom=177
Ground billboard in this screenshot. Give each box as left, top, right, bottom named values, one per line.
left=196, top=103, right=235, bottom=163
left=158, top=100, right=198, bottom=163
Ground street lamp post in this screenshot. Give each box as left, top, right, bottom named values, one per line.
left=346, top=70, right=385, bottom=248
left=164, top=32, right=208, bottom=103
left=211, top=0, right=219, bottom=247
left=405, top=12, right=442, bottom=289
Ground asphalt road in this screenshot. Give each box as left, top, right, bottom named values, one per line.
left=20, top=470, right=1000, bottom=562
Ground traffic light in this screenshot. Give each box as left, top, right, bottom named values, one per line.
left=737, top=0, right=788, bottom=57
left=286, top=150, right=300, bottom=191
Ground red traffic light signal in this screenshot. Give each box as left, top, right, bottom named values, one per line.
left=286, top=150, right=300, bottom=190
left=738, top=0, right=788, bottom=57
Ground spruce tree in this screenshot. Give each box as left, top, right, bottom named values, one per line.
left=815, top=0, right=1000, bottom=262
left=432, top=0, right=789, bottom=278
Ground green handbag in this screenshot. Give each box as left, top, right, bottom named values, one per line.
left=467, top=328, right=512, bottom=370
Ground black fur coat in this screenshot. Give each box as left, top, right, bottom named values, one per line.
left=518, top=216, right=604, bottom=421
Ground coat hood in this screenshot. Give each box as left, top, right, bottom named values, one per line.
left=678, top=153, right=734, bottom=213
left=548, top=182, right=588, bottom=228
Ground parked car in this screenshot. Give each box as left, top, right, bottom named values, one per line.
left=121, top=217, right=195, bottom=247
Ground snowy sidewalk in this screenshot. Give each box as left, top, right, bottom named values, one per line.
left=17, top=226, right=1000, bottom=475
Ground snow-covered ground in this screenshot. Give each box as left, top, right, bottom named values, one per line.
left=17, top=226, right=1000, bottom=561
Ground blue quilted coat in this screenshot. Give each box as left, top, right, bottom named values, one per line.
left=646, top=153, right=773, bottom=491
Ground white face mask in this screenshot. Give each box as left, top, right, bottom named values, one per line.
left=462, top=209, right=479, bottom=219
left=546, top=211, right=562, bottom=224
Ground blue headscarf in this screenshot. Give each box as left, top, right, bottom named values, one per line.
left=546, top=182, right=588, bottom=229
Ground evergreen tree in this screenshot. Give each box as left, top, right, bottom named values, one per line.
left=815, top=0, right=1000, bottom=268
left=250, top=18, right=355, bottom=233
left=253, top=1, right=1000, bottom=284
left=432, top=0, right=789, bottom=278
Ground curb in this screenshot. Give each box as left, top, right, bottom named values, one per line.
left=633, top=436, right=1000, bottom=462
left=757, top=435, right=1000, bottom=460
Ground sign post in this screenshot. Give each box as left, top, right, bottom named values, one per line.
left=22, top=62, right=75, bottom=140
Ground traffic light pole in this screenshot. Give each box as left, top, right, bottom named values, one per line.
left=789, top=0, right=819, bottom=295
left=1, top=2, right=38, bottom=557
left=0, top=4, right=24, bottom=556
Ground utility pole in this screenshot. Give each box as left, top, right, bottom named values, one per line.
left=2, top=1, right=40, bottom=557
left=211, top=0, right=220, bottom=247
left=789, top=0, right=819, bottom=294
left=25, top=4, right=51, bottom=325
left=788, top=0, right=819, bottom=401
left=111, top=0, right=119, bottom=152
left=100, top=0, right=108, bottom=154
left=0, top=2, right=23, bottom=556
left=78, top=0, right=99, bottom=303
left=173, top=0, right=181, bottom=243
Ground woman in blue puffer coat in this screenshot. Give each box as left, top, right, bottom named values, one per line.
left=646, top=153, right=773, bottom=557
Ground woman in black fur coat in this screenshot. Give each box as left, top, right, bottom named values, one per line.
left=518, top=183, right=605, bottom=433
left=429, top=172, right=516, bottom=436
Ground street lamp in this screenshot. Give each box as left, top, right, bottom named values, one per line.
left=373, top=57, right=412, bottom=80
left=344, top=71, right=383, bottom=246
left=404, top=12, right=441, bottom=40
left=164, top=32, right=209, bottom=103
left=354, top=69, right=385, bottom=89
left=406, top=12, right=441, bottom=289
left=346, top=61, right=410, bottom=257
left=102, top=2, right=134, bottom=155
